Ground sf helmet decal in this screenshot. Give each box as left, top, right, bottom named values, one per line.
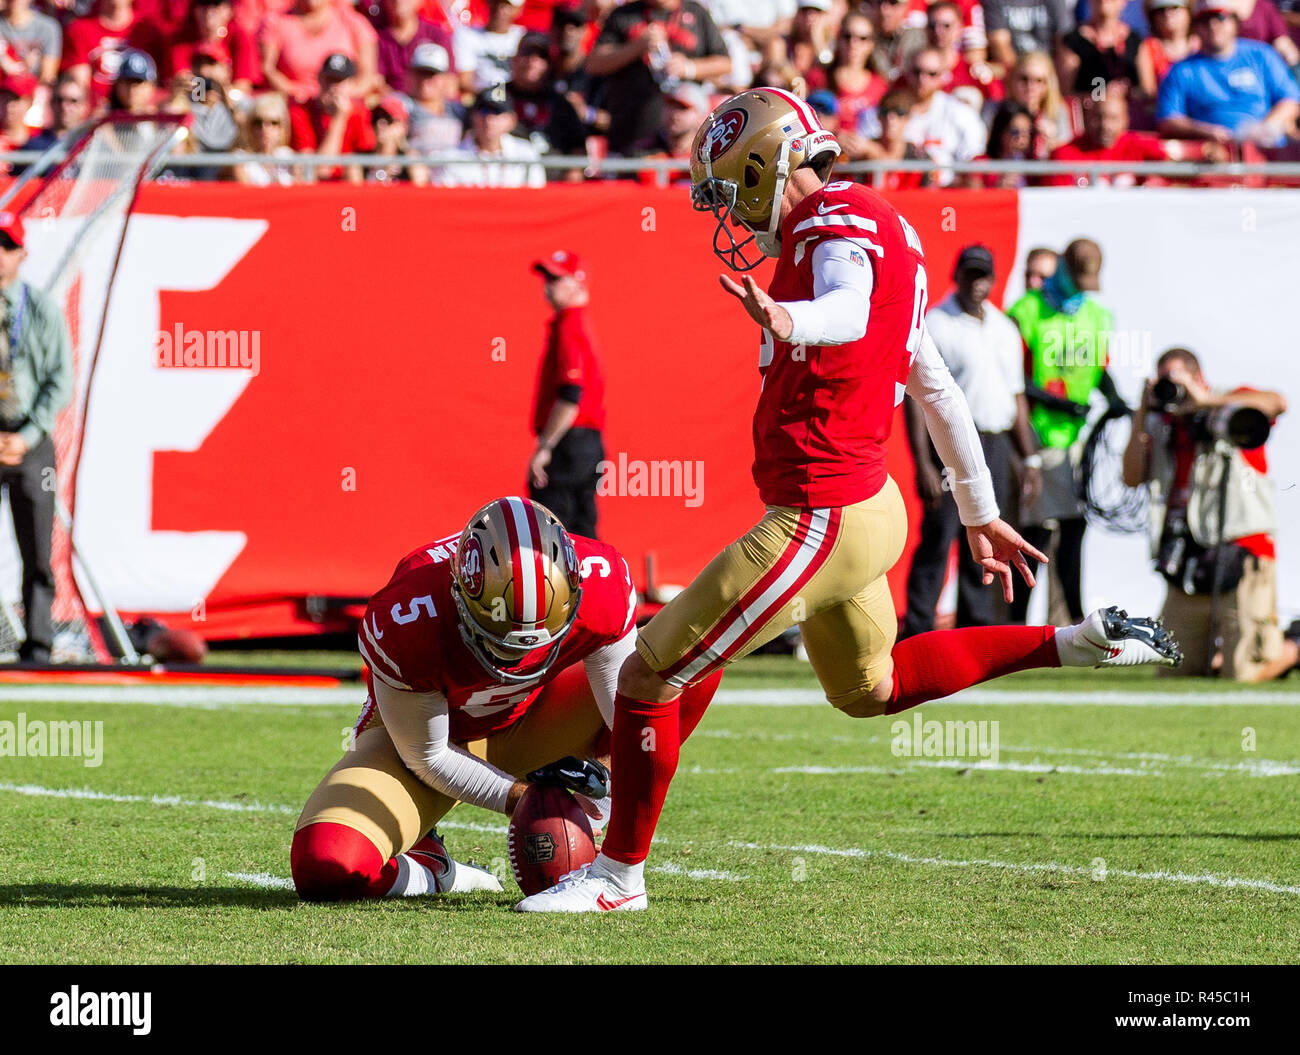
left=459, top=536, right=485, bottom=598
left=701, top=108, right=748, bottom=163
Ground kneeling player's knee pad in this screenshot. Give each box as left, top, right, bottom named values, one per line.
left=291, top=821, right=387, bottom=901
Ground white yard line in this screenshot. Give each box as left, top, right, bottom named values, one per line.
left=731, top=841, right=1300, bottom=897
left=225, top=872, right=295, bottom=890
left=2, top=685, right=1299, bottom=707
left=650, top=861, right=748, bottom=882
left=0, top=780, right=297, bottom=813
left=4, top=780, right=1294, bottom=896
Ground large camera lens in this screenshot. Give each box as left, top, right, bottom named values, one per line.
left=1151, top=378, right=1186, bottom=410
left=1212, top=406, right=1271, bottom=450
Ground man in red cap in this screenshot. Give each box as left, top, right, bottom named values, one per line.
left=0, top=211, right=73, bottom=664
left=528, top=250, right=606, bottom=540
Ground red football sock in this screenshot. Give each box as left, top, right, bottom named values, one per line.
left=603, top=690, right=681, bottom=866
left=677, top=669, right=723, bottom=744
left=290, top=821, right=395, bottom=900
left=887, top=625, right=1059, bottom=715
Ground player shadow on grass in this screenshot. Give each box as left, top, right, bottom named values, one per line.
left=0, top=884, right=526, bottom=910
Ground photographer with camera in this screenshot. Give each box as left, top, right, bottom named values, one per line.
left=1123, top=347, right=1300, bottom=680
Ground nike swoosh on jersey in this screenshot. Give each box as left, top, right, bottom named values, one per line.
left=816, top=201, right=849, bottom=214
left=371, top=614, right=384, bottom=639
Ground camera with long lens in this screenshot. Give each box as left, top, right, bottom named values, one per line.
left=1146, top=378, right=1271, bottom=450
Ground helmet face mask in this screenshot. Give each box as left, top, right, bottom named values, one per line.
left=690, top=175, right=769, bottom=272
left=689, top=88, right=841, bottom=273
left=450, top=497, right=584, bottom=685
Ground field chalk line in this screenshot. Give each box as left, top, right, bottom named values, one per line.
left=2, top=781, right=1293, bottom=897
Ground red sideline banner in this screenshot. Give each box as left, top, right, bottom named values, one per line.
left=30, top=184, right=1020, bottom=640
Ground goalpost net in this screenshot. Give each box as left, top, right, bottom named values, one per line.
left=0, top=116, right=188, bottom=662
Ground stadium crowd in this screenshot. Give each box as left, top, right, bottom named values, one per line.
left=0, top=0, right=1297, bottom=182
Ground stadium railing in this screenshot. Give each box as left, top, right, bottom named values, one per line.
left=5, top=151, right=1300, bottom=186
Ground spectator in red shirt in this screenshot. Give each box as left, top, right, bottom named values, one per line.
left=167, top=0, right=260, bottom=93
left=62, top=0, right=166, bottom=105
left=528, top=249, right=606, bottom=540
left=927, top=0, right=1001, bottom=105
left=809, top=7, right=889, bottom=134
left=1046, top=87, right=1169, bottom=184
left=373, top=0, right=455, bottom=92
left=288, top=52, right=377, bottom=184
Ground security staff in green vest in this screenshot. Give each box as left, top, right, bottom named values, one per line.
left=1007, top=238, right=1126, bottom=624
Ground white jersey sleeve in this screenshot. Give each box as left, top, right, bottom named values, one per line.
left=582, top=628, right=637, bottom=729
left=906, top=327, right=1000, bottom=526
left=780, top=239, right=874, bottom=347
left=374, top=680, right=516, bottom=814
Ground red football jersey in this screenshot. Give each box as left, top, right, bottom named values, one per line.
left=356, top=531, right=636, bottom=741
left=753, top=179, right=929, bottom=509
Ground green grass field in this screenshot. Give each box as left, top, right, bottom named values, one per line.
left=1, top=657, right=1298, bottom=964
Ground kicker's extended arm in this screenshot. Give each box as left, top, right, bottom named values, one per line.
left=906, top=329, right=999, bottom=526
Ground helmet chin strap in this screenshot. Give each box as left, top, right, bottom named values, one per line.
left=755, top=139, right=793, bottom=259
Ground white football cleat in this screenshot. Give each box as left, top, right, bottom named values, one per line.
left=1058, top=606, right=1183, bottom=669
left=409, top=831, right=503, bottom=893
left=513, top=863, right=647, bottom=913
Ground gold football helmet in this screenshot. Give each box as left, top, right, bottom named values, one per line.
left=689, top=87, right=841, bottom=271
left=450, top=497, right=583, bottom=684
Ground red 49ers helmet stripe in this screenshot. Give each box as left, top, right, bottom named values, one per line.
left=452, top=496, right=582, bottom=683
left=500, top=496, right=545, bottom=626
left=759, top=86, right=818, bottom=134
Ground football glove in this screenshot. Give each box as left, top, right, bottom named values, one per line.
left=526, top=756, right=611, bottom=800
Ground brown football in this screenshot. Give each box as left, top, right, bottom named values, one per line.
left=145, top=627, right=208, bottom=665
left=507, top=783, right=595, bottom=896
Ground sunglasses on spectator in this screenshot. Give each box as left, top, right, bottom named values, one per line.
left=913, top=66, right=944, bottom=77
left=1005, top=125, right=1032, bottom=139
left=253, top=117, right=282, bottom=126
left=54, top=95, right=83, bottom=105
left=841, top=31, right=873, bottom=40
left=882, top=106, right=910, bottom=117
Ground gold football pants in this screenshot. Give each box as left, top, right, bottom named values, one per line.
left=637, top=478, right=908, bottom=709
